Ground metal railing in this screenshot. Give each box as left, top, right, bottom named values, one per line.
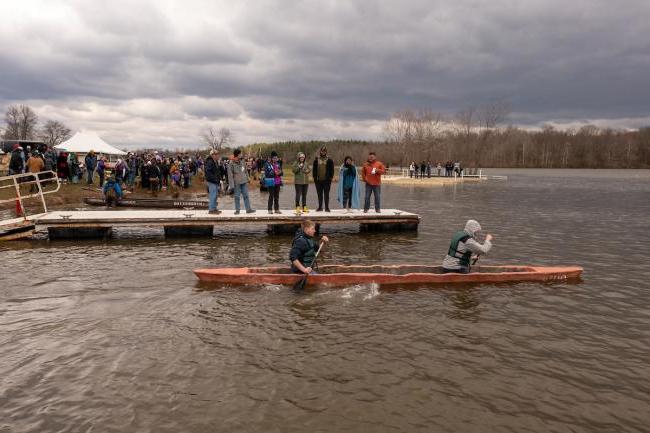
left=0, top=171, right=61, bottom=216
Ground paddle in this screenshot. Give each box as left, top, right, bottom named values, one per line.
left=293, top=241, right=325, bottom=291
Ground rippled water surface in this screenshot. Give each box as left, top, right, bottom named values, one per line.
left=1, top=169, right=649, bottom=433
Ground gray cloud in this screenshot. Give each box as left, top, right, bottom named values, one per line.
left=1, top=0, right=649, bottom=148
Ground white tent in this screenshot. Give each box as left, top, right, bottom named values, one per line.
left=55, top=131, right=127, bottom=155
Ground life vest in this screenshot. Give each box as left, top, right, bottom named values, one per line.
left=447, top=230, right=472, bottom=267
left=293, top=234, right=316, bottom=268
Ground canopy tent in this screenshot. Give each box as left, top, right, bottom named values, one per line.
left=55, top=131, right=127, bottom=155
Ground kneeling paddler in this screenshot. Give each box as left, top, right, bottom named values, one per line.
left=290, top=220, right=329, bottom=275
left=442, top=219, right=493, bottom=274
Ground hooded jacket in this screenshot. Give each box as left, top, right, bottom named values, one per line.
left=227, top=157, right=249, bottom=186
left=442, top=220, right=492, bottom=270
left=336, top=163, right=360, bottom=209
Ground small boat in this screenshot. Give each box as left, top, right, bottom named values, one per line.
left=194, top=264, right=583, bottom=287
left=84, top=197, right=209, bottom=209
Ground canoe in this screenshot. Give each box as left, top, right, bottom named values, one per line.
left=194, top=264, right=583, bottom=287
left=84, top=197, right=209, bottom=209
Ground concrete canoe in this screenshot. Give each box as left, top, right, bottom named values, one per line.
left=194, top=264, right=583, bottom=287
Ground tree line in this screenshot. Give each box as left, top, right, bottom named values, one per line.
left=2, top=104, right=72, bottom=147
left=239, top=106, right=650, bottom=168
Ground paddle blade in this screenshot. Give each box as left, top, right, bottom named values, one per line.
left=293, top=274, right=308, bottom=291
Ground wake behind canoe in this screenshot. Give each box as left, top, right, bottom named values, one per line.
left=193, top=264, right=583, bottom=287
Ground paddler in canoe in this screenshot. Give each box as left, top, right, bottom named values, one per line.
left=289, top=220, right=329, bottom=275
left=442, top=219, right=494, bottom=274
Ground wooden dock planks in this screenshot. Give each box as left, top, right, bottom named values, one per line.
left=33, top=209, right=420, bottom=229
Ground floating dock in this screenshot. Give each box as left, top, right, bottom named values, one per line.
left=32, top=209, right=420, bottom=239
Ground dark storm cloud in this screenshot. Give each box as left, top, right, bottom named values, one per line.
left=1, top=0, right=649, bottom=146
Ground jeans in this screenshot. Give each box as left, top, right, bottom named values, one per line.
left=343, top=187, right=352, bottom=208
left=234, top=182, right=252, bottom=211
left=87, top=169, right=94, bottom=184
left=294, top=184, right=308, bottom=207
left=315, top=180, right=331, bottom=210
left=364, top=184, right=381, bottom=211
left=267, top=185, right=280, bottom=211
left=208, top=181, right=219, bottom=211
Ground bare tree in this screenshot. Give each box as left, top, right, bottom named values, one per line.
left=455, top=106, right=477, bottom=136
left=40, top=120, right=72, bottom=147
left=201, top=126, right=234, bottom=150
left=3, top=105, right=39, bottom=140
left=478, top=100, right=511, bottom=130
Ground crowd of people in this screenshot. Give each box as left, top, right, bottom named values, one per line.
left=7, top=143, right=391, bottom=214
left=408, top=160, right=463, bottom=178
left=205, top=145, right=387, bottom=215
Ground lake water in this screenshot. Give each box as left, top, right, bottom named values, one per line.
left=1, top=169, right=649, bottom=433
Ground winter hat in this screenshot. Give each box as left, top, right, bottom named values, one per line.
left=270, top=151, right=278, bottom=158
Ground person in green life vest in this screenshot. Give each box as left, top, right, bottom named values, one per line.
left=442, top=219, right=493, bottom=273
left=289, top=220, right=329, bottom=274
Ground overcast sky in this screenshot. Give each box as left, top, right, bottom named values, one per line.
left=1, top=0, right=649, bottom=149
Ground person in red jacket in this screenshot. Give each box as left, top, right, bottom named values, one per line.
left=361, top=152, right=386, bottom=213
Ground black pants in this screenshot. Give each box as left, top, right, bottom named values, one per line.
left=442, top=267, right=469, bottom=274
left=267, top=185, right=280, bottom=211
left=343, top=187, right=352, bottom=208
left=294, top=184, right=308, bottom=207
left=315, top=180, right=331, bottom=210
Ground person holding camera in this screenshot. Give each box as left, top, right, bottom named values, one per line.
left=361, top=152, right=386, bottom=213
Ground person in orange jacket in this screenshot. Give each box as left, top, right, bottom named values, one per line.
left=361, top=151, right=386, bottom=213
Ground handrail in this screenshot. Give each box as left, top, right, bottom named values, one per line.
left=0, top=171, right=60, bottom=215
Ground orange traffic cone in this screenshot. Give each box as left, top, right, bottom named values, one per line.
left=15, top=198, right=23, bottom=217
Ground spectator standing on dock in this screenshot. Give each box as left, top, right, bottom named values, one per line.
left=84, top=151, right=97, bottom=184
left=8, top=144, right=24, bottom=175
left=361, top=152, right=386, bottom=213
left=436, top=162, right=442, bottom=177
left=409, top=162, right=416, bottom=178
left=442, top=219, right=493, bottom=274
left=420, top=161, right=426, bottom=179
left=205, top=149, right=222, bottom=214
left=227, top=148, right=256, bottom=215
left=312, top=146, right=334, bottom=212
left=264, top=151, right=283, bottom=214
left=292, top=152, right=311, bottom=214
left=426, top=161, right=432, bottom=178
left=337, top=156, right=360, bottom=212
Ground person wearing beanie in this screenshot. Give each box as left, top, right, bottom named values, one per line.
left=312, top=146, right=334, bottom=212
left=292, top=151, right=311, bottom=214
left=263, top=151, right=283, bottom=213
left=442, top=220, right=494, bottom=273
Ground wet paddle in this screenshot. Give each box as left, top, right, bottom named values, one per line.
left=293, top=241, right=324, bottom=291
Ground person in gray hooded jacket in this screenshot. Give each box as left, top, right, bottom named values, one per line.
left=442, top=219, right=493, bottom=273
left=227, top=148, right=256, bottom=214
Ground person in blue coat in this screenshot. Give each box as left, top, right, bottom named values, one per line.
left=336, top=156, right=360, bottom=212
left=103, top=175, right=123, bottom=208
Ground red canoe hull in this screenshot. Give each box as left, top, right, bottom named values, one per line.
left=193, top=264, right=583, bottom=287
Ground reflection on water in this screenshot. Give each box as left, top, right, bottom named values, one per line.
left=1, top=169, right=649, bottom=433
